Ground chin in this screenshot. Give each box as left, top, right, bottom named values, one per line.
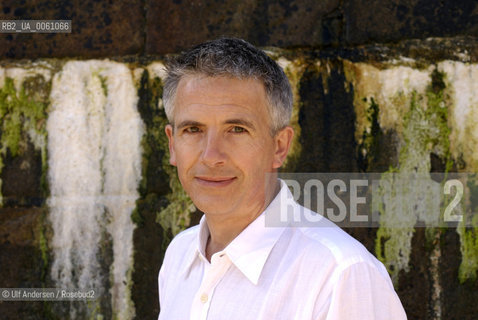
left=192, top=197, right=234, bottom=216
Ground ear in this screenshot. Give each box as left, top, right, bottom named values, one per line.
left=272, top=126, right=294, bottom=169
left=165, top=124, right=177, bottom=166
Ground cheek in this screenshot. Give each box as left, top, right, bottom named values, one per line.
left=241, top=145, right=276, bottom=172
left=174, top=146, right=195, bottom=175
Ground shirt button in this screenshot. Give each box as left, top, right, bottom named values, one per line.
left=200, top=293, right=208, bottom=303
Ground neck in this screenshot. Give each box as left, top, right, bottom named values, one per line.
left=205, top=179, right=280, bottom=262
left=205, top=216, right=252, bottom=261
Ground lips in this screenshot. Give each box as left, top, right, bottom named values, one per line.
left=194, top=176, right=236, bottom=187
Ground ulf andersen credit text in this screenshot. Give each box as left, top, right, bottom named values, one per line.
left=0, top=288, right=96, bottom=301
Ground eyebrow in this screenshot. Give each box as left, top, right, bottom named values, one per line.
left=176, top=118, right=256, bottom=130
left=224, top=119, right=256, bottom=130
left=176, top=120, right=203, bottom=130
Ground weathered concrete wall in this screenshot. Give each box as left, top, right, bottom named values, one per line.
left=0, top=1, right=478, bottom=320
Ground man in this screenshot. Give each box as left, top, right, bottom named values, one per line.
left=158, top=38, right=407, bottom=319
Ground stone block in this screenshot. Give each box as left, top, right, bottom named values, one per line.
left=0, top=0, right=144, bottom=59
left=344, top=0, right=478, bottom=45
left=0, top=207, right=46, bottom=319
left=146, top=0, right=341, bottom=54
left=2, top=140, right=44, bottom=207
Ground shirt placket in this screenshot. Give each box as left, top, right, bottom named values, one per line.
left=190, top=252, right=232, bottom=320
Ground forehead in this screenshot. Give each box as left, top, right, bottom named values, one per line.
left=173, top=75, right=270, bottom=120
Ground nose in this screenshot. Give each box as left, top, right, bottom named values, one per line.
left=200, top=130, right=226, bottom=167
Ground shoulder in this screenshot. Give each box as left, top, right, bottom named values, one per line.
left=162, top=224, right=199, bottom=268
left=289, top=205, right=388, bottom=276
left=298, top=224, right=370, bottom=263
left=284, top=208, right=405, bottom=317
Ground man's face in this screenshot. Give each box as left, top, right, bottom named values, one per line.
left=165, top=75, right=292, bottom=219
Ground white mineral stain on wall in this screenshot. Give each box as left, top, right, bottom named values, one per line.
left=48, top=60, right=144, bottom=320
left=147, top=62, right=167, bottom=81
left=438, top=61, right=478, bottom=171
left=344, top=61, right=433, bottom=144
left=146, top=62, right=167, bottom=110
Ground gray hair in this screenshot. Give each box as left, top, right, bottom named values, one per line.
left=162, top=38, right=293, bottom=134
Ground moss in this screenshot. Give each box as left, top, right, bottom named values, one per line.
left=374, top=170, right=416, bottom=285
left=134, top=69, right=194, bottom=237
left=123, top=266, right=135, bottom=320
left=457, top=217, right=478, bottom=283
left=280, top=58, right=305, bottom=171
left=37, top=210, right=50, bottom=281
left=87, top=299, right=104, bottom=320
left=458, top=223, right=478, bottom=283
left=130, top=207, right=144, bottom=226
left=437, top=62, right=478, bottom=282
left=374, top=68, right=452, bottom=284
left=98, top=75, right=108, bottom=97
left=156, top=116, right=195, bottom=236
left=23, top=74, right=51, bottom=197
left=0, top=75, right=49, bottom=206
left=357, top=97, right=381, bottom=170
left=343, top=61, right=380, bottom=145
left=157, top=185, right=195, bottom=236
left=36, top=209, right=58, bottom=319
left=456, top=177, right=478, bottom=283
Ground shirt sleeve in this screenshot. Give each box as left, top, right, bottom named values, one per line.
left=158, top=260, right=166, bottom=308
left=158, top=241, right=175, bottom=320
left=323, top=261, right=408, bottom=320
left=158, top=257, right=167, bottom=320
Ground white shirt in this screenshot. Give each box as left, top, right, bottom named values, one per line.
left=158, top=181, right=407, bottom=320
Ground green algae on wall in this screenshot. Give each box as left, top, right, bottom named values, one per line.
left=356, top=97, right=381, bottom=169
left=276, top=56, right=305, bottom=172
left=353, top=59, right=478, bottom=287
left=36, top=209, right=52, bottom=282
left=374, top=70, right=452, bottom=283
left=364, top=68, right=453, bottom=317
left=345, top=61, right=454, bottom=284
left=437, top=61, right=478, bottom=283
left=142, top=63, right=196, bottom=237
left=457, top=215, right=478, bottom=282
left=0, top=73, right=50, bottom=206
left=455, top=176, right=478, bottom=283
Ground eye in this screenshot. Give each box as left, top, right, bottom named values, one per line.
left=231, top=126, right=247, bottom=133
left=185, top=126, right=201, bottom=133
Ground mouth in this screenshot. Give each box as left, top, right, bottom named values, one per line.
left=195, top=176, right=237, bottom=187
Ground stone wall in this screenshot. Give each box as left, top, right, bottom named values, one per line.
left=1, top=0, right=478, bottom=58
left=0, top=1, right=478, bottom=320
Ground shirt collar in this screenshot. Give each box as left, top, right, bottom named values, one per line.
left=183, top=179, right=294, bottom=285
